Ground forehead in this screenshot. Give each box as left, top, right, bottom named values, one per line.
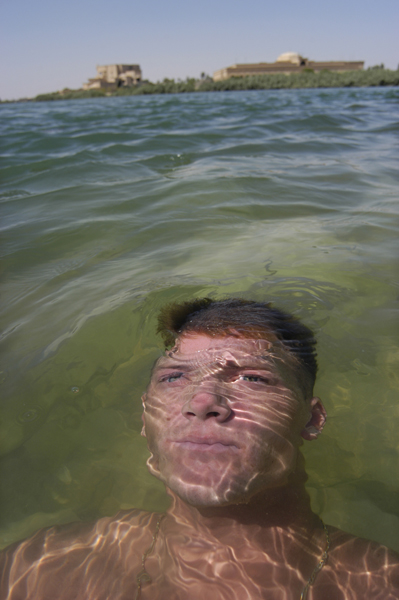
left=154, top=333, right=283, bottom=371
left=176, top=333, right=273, bottom=355
left=150, top=334, right=311, bottom=400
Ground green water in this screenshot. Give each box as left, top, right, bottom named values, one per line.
left=0, top=88, right=398, bottom=551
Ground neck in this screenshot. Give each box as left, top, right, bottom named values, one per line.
left=158, top=474, right=329, bottom=590
left=166, top=481, right=320, bottom=536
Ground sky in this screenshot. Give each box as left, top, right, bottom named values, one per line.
left=1, top=0, right=398, bottom=100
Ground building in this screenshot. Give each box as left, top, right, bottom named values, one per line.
left=83, top=64, right=142, bottom=91
left=213, top=52, right=364, bottom=81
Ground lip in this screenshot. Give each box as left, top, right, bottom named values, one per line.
left=172, top=438, right=239, bottom=452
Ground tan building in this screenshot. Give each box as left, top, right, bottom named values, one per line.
left=213, top=52, right=364, bottom=81
left=83, top=64, right=142, bottom=90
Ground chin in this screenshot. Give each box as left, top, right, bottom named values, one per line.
left=148, top=453, right=295, bottom=507
left=171, top=483, right=240, bottom=507
left=166, top=472, right=269, bottom=508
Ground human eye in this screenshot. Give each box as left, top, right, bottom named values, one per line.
left=239, top=374, right=270, bottom=384
left=159, top=372, right=185, bottom=383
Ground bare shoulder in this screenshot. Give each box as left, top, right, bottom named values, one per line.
left=0, top=508, right=153, bottom=557
left=330, top=527, right=399, bottom=567
left=315, top=527, right=399, bottom=599
left=0, top=510, right=158, bottom=600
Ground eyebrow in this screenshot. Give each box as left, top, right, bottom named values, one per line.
left=155, top=364, right=193, bottom=371
left=154, top=361, right=275, bottom=372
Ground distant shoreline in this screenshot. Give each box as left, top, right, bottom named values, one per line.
left=3, top=68, right=399, bottom=103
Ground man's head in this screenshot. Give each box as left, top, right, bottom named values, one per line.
left=157, top=298, right=318, bottom=397
left=142, top=298, right=326, bottom=507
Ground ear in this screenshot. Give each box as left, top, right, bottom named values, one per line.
left=301, top=397, right=327, bottom=441
left=141, top=393, right=147, bottom=437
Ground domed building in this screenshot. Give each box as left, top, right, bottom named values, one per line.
left=276, top=52, right=305, bottom=65
left=213, top=53, right=363, bottom=81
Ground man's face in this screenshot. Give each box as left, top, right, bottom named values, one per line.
left=142, top=333, right=321, bottom=507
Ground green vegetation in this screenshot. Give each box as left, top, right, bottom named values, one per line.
left=115, top=77, right=197, bottom=96
left=28, top=68, right=399, bottom=102
left=197, top=68, right=399, bottom=92
left=34, top=89, right=107, bottom=101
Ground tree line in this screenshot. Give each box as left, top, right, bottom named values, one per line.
left=33, top=68, right=399, bottom=102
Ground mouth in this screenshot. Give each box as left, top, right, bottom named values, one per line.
left=172, top=438, right=239, bottom=452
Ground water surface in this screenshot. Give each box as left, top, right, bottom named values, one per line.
left=0, top=88, right=398, bottom=550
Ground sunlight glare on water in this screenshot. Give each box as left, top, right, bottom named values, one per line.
left=0, top=88, right=398, bottom=551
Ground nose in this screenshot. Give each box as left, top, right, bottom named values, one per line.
left=182, top=384, right=231, bottom=422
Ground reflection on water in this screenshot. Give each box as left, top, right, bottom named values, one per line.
left=1, top=495, right=398, bottom=599
left=0, top=88, right=398, bottom=581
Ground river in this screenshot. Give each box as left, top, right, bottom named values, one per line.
left=0, top=87, right=398, bottom=551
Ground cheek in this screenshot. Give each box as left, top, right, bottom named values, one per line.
left=235, top=396, right=298, bottom=428
left=234, top=403, right=304, bottom=457
left=143, top=402, right=181, bottom=443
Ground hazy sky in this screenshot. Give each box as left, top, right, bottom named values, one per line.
left=1, top=0, right=398, bottom=100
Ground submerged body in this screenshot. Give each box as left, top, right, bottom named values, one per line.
left=1, top=300, right=399, bottom=599
left=1, top=508, right=398, bottom=600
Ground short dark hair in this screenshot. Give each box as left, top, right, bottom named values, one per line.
left=157, top=298, right=317, bottom=390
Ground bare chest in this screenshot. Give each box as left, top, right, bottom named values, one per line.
left=143, top=540, right=311, bottom=600
left=141, top=549, right=395, bottom=600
